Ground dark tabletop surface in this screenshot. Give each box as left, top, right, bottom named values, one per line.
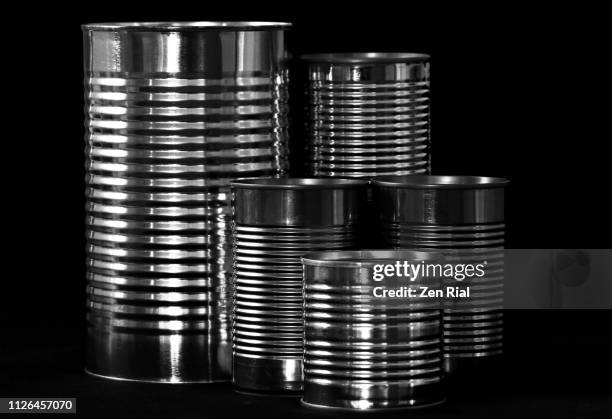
left=2, top=311, right=610, bottom=419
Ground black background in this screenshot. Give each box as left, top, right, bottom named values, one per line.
left=2, top=2, right=611, bottom=418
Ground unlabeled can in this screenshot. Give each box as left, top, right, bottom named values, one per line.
left=83, top=21, right=291, bottom=383
left=231, top=178, right=367, bottom=393
left=372, top=175, right=508, bottom=373
left=301, top=250, right=446, bottom=410
left=301, top=53, right=430, bottom=178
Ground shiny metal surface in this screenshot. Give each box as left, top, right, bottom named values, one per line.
left=83, top=21, right=290, bottom=383
left=231, top=178, right=367, bottom=393
left=302, top=53, right=430, bottom=178
left=373, top=175, right=508, bottom=372
left=301, top=250, right=445, bottom=410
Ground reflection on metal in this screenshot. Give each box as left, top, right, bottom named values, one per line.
left=302, top=53, right=430, bottom=178
left=231, top=178, right=367, bottom=393
left=373, top=175, right=508, bottom=372
left=83, top=21, right=290, bottom=382
left=301, top=250, right=446, bottom=410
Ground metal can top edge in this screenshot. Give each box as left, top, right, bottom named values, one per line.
left=372, top=175, right=509, bottom=190
left=232, top=178, right=367, bottom=226
left=231, top=177, right=368, bottom=190
left=82, top=21, right=292, bottom=31
left=302, top=249, right=443, bottom=268
left=300, top=52, right=429, bottom=63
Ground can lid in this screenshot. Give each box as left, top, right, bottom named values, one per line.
left=300, top=52, right=429, bottom=64
left=82, top=21, right=292, bottom=31
left=372, top=175, right=509, bottom=189
left=230, top=177, right=368, bottom=190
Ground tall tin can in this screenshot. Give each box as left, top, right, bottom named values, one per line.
left=83, top=21, right=291, bottom=382
left=231, top=178, right=367, bottom=393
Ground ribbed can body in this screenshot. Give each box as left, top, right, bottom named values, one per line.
left=83, top=22, right=290, bottom=383
left=373, top=176, right=507, bottom=372
left=301, top=250, right=445, bottom=410
left=302, top=53, right=430, bottom=178
left=231, top=179, right=367, bottom=393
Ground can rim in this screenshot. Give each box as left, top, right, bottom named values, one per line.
left=300, top=52, right=429, bottom=64
left=230, top=177, right=368, bottom=190
left=302, top=250, right=442, bottom=268
left=372, top=175, right=509, bottom=189
left=82, top=21, right=292, bottom=31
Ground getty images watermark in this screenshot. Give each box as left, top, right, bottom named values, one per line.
left=371, top=260, right=489, bottom=299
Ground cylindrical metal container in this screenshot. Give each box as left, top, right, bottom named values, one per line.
left=301, top=52, right=430, bottom=178
left=373, top=175, right=508, bottom=373
left=301, top=250, right=445, bottom=410
left=231, top=178, right=368, bottom=393
left=83, top=21, right=291, bottom=383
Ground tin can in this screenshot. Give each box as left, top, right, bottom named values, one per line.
left=83, top=21, right=291, bottom=382
left=231, top=178, right=367, bottom=392
left=373, top=175, right=508, bottom=373
left=302, top=53, right=430, bottom=178
left=301, top=250, right=445, bottom=410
